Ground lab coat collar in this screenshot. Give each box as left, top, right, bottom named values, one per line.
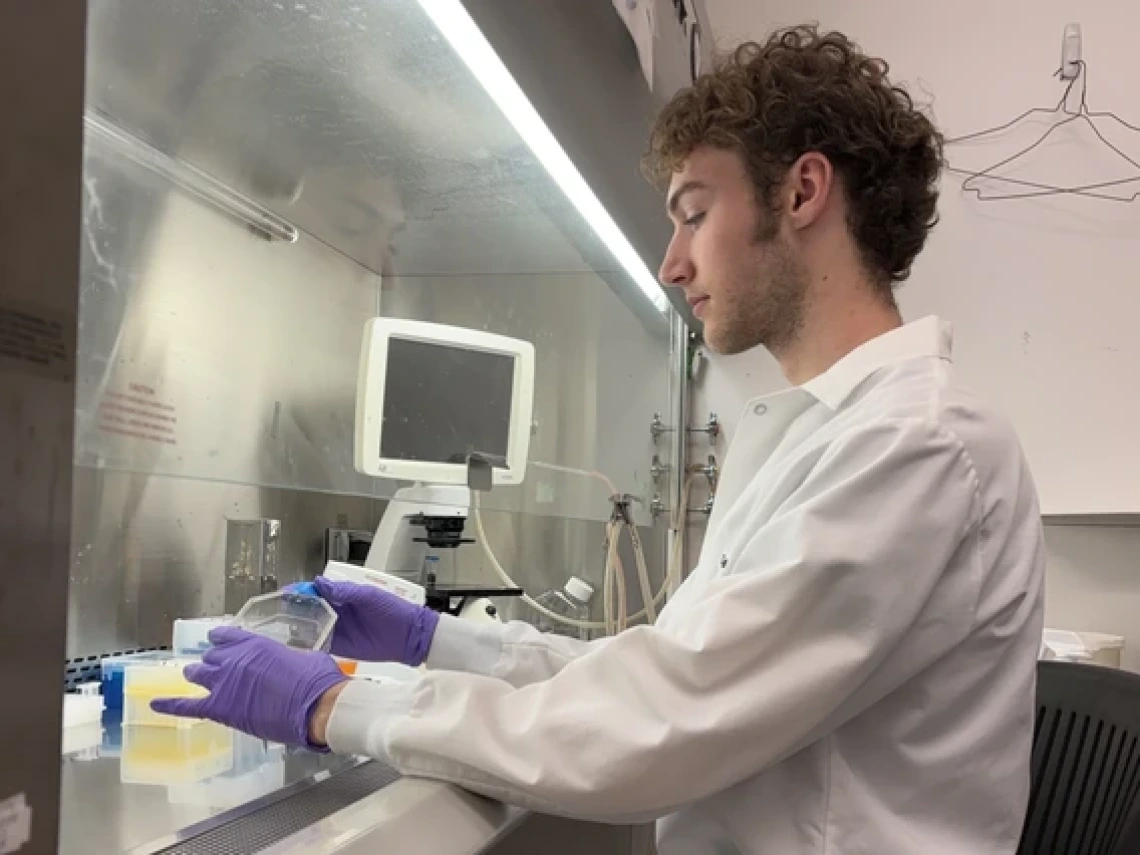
left=800, top=316, right=952, bottom=410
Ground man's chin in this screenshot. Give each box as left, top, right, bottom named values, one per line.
left=703, top=323, right=764, bottom=357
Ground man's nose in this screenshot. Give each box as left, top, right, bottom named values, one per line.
left=659, top=238, right=695, bottom=288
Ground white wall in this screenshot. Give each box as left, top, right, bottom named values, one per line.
left=690, top=0, right=1140, bottom=667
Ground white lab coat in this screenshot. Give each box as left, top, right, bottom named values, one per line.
left=328, top=316, right=1046, bottom=855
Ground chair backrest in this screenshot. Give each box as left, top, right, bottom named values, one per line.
left=1018, top=661, right=1140, bottom=855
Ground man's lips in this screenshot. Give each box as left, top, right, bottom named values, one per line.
left=688, top=295, right=710, bottom=317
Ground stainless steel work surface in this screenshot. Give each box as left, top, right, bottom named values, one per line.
left=59, top=722, right=356, bottom=855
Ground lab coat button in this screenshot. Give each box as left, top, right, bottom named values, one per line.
left=753, top=403, right=768, bottom=416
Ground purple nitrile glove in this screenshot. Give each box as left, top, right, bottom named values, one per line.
left=312, top=576, right=439, bottom=666
left=150, top=626, right=347, bottom=749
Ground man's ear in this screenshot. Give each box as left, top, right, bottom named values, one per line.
left=784, top=152, right=834, bottom=231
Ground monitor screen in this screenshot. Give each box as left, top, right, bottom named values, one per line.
left=379, top=337, right=515, bottom=468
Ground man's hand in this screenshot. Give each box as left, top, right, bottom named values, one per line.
left=307, top=577, right=440, bottom=666
left=307, top=682, right=349, bottom=747
left=151, top=626, right=348, bottom=749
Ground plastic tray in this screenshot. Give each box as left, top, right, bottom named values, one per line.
left=231, top=590, right=337, bottom=652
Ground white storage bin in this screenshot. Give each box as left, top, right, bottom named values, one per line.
left=1041, top=629, right=1124, bottom=668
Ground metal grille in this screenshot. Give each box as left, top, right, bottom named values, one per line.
left=64, top=646, right=169, bottom=690
left=157, top=761, right=401, bottom=854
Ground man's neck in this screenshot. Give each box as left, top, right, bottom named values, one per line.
left=775, top=286, right=903, bottom=387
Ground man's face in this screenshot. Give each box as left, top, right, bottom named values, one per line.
left=659, top=147, right=807, bottom=356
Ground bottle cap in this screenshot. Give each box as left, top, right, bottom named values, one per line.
left=564, top=576, right=594, bottom=604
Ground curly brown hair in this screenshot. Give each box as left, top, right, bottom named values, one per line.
left=645, top=25, right=944, bottom=291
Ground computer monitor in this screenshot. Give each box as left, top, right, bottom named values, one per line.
left=354, top=318, right=535, bottom=486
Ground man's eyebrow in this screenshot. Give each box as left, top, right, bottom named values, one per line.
left=667, top=180, right=710, bottom=217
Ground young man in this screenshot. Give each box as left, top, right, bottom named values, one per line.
left=157, top=26, right=1045, bottom=854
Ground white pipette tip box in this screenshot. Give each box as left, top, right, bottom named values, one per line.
left=323, top=560, right=427, bottom=605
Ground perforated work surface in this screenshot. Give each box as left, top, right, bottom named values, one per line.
left=156, top=762, right=401, bottom=855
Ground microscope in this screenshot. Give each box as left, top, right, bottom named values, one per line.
left=336, top=317, right=536, bottom=622
left=359, top=480, right=521, bottom=621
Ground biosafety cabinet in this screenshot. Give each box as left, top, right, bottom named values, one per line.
left=0, top=2, right=714, bottom=853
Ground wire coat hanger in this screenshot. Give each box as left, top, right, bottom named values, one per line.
left=945, top=61, right=1140, bottom=202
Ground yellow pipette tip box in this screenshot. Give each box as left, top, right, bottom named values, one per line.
left=120, top=722, right=234, bottom=786
left=123, top=661, right=207, bottom=728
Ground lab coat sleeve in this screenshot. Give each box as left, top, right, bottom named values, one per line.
left=327, top=418, right=982, bottom=823
left=425, top=613, right=607, bottom=688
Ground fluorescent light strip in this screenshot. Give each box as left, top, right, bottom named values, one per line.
left=418, top=1, right=670, bottom=314
left=84, top=111, right=298, bottom=244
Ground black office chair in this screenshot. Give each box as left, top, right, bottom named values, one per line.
left=1018, top=661, right=1140, bottom=855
